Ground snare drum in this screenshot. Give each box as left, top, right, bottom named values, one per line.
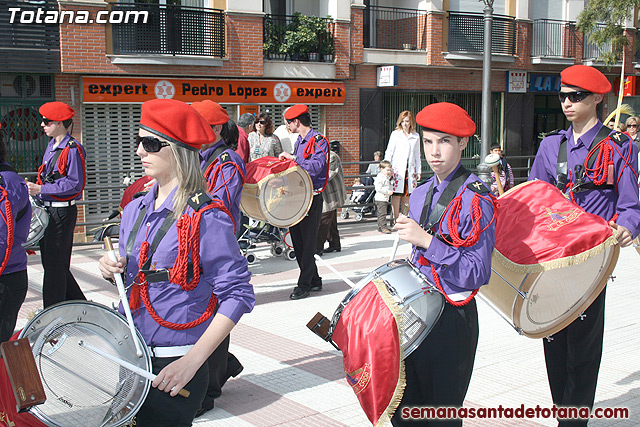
left=331, top=259, right=444, bottom=358
left=479, top=181, right=619, bottom=338
left=23, top=197, right=49, bottom=247
left=8, top=301, right=152, bottom=427
left=241, top=157, right=313, bottom=228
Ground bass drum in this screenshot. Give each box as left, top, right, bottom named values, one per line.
left=23, top=197, right=49, bottom=247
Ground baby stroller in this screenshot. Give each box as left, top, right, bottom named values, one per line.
left=341, top=176, right=376, bottom=221
left=237, top=220, right=295, bottom=264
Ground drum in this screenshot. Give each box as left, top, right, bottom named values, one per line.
left=23, top=197, right=49, bottom=247
left=10, top=301, right=151, bottom=427
left=479, top=180, right=619, bottom=338
left=241, top=157, right=313, bottom=228
left=330, top=259, right=444, bottom=358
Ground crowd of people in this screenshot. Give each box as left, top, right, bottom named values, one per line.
left=1, top=63, right=639, bottom=426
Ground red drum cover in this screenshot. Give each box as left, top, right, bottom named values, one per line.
left=244, top=157, right=298, bottom=184
left=0, top=332, right=48, bottom=427
left=495, top=180, right=615, bottom=270
left=332, top=280, right=404, bottom=426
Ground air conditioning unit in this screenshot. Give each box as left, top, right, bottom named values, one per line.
left=0, top=75, right=50, bottom=98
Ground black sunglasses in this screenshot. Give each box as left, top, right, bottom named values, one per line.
left=136, top=135, right=170, bottom=153
left=256, top=120, right=267, bottom=125
left=42, top=118, right=53, bottom=125
left=558, top=91, right=593, bottom=103
left=628, top=124, right=638, bottom=128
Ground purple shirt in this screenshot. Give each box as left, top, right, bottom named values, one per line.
left=0, top=164, right=30, bottom=274
left=292, top=129, right=329, bottom=190
left=37, top=134, right=86, bottom=202
left=118, top=184, right=254, bottom=347
left=201, top=141, right=246, bottom=226
left=529, top=122, right=640, bottom=238
left=408, top=165, right=496, bottom=296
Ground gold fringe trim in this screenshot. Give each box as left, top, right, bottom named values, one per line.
left=371, top=277, right=406, bottom=427
left=494, top=234, right=618, bottom=273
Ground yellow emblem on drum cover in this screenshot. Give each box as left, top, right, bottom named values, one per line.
left=0, top=411, right=17, bottom=426
left=544, top=207, right=583, bottom=231
left=345, top=363, right=372, bottom=395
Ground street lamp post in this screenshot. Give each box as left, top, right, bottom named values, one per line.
left=477, top=0, right=494, bottom=186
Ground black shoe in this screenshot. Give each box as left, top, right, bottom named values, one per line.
left=325, top=246, right=341, bottom=253
left=195, top=397, right=214, bottom=418
left=315, top=249, right=323, bottom=256
left=290, top=287, right=310, bottom=300
left=310, top=283, right=323, bottom=292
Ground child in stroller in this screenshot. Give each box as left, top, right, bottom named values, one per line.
left=341, top=176, right=376, bottom=221
left=236, top=220, right=295, bottom=264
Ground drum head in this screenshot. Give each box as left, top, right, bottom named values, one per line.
left=23, top=205, right=49, bottom=247
left=18, top=301, right=151, bottom=427
left=259, top=167, right=313, bottom=228
left=513, top=244, right=619, bottom=338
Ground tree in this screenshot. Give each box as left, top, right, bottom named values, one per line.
left=577, top=0, right=639, bottom=64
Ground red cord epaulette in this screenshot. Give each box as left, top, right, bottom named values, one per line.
left=0, top=187, right=14, bottom=276
left=302, top=134, right=330, bottom=193
left=584, top=138, right=613, bottom=186
left=204, top=157, right=245, bottom=232
left=36, top=140, right=86, bottom=201
left=129, top=199, right=234, bottom=330
left=417, top=188, right=498, bottom=306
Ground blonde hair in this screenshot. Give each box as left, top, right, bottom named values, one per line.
left=395, top=110, right=416, bottom=133
left=168, top=142, right=207, bottom=219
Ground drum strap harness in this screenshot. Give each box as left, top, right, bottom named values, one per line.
left=556, top=126, right=637, bottom=203
left=416, top=167, right=498, bottom=306
left=204, top=150, right=245, bottom=229
left=126, top=192, right=233, bottom=330
left=301, top=133, right=330, bottom=193
left=35, top=137, right=86, bottom=202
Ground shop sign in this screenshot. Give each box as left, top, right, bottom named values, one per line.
left=613, top=76, right=637, bottom=96
left=82, top=77, right=345, bottom=104
left=507, top=71, right=527, bottom=93
left=529, top=73, right=561, bottom=93
left=377, top=66, right=398, bottom=87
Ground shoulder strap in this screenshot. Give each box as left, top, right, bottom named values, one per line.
left=204, top=144, right=229, bottom=172
left=140, top=213, right=176, bottom=272
left=126, top=206, right=148, bottom=259
left=419, top=167, right=472, bottom=231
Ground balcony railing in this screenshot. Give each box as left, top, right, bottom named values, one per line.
left=363, top=6, right=428, bottom=51
left=583, top=24, right=613, bottom=61
left=263, top=13, right=334, bottom=62
left=532, top=19, right=576, bottom=58
left=448, top=11, right=516, bottom=55
left=0, top=0, right=60, bottom=72
left=111, top=3, right=225, bottom=57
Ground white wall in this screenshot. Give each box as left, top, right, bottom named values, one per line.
left=227, top=0, right=262, bottom=12
left=449, top=0, right=506, bottom=15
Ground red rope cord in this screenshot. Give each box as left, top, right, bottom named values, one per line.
left=429, top=261, right=478, bottom=306
left=0, top=188, right=14, bottom=276
left=128, top=200, right=233, bottom=330
left=36, top=142, right=86, bottom=202
left=584, top=139, right=612, bottom=186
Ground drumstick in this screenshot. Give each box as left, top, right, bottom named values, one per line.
left=104, top=237, right=143, bottom=358
left=389, top=203, right=410, bottom=262
left=78, top=340, right=190, bottom=398
left=314, top=254, right=357, bottom=288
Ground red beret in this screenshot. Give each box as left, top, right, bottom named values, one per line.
left=415, top=102, right=476, bottom=138
left=39, top=102, right=74, bottom=121
left=284, top=104, right=309, bottom=120
left=191, top=100, right=229, bottom=126
left=561, top=65, right=611, bottom=94
left=140, top=99, right=214, bottom=151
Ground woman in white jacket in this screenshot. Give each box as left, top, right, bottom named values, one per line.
left=384, top=110, right=421, bottom=221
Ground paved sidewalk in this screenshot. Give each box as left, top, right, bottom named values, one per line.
left=16, top=220, right=640, bottom=426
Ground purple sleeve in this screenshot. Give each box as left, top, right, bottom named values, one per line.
left=208, top=159, right=245, bottom=210
left=199, top=208, right=254, bottom=323
left=613, top=140, right=640, bottom=237
left=40, top=143, right=86, bottom=198
left=528, top=137, right=558, bottom=184
left=296, top=136, right=328, bottom=184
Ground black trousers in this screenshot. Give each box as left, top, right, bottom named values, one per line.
left=316, top=209, right=340, bottom=251
left=0, top=270, right=28, bottom=343
left=40, top=205, right=86, bottom=308
left=392, top=300, right=479, bottom=427
left=543, top=288, right=607, bottom=426
left=135, top=356, right=209, bottom=427
left=289, top=194, right=323, bottom=291
left=202, top=334, right=243, bottom=400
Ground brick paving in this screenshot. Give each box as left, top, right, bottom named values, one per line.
left=15, top=220, right=639, bottom=426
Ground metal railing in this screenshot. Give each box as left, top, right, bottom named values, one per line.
left=263, top=14, right=334, bottom=62
left=583, top=24, right=612, bottom=61
left=111, top=3, right=225, bottom=57
left=363, top=5, right=428, bottom=51
left=448, top=11, right=516, bottom=55
left=531, top=19, right=576, bottom=58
